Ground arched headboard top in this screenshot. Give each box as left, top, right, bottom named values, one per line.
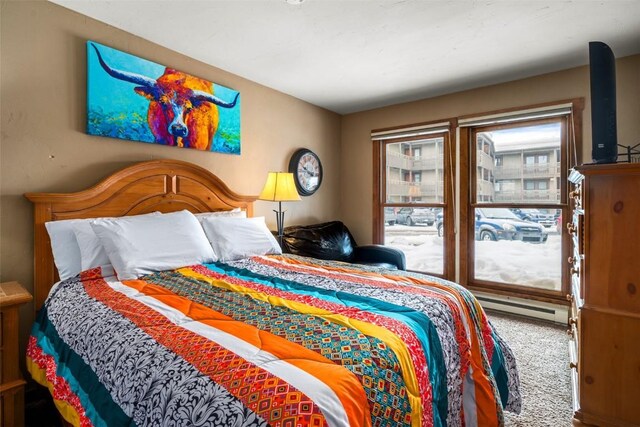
left=25, top=159, right=256, bottom=217
left=25, top=159, right=257, bottom=311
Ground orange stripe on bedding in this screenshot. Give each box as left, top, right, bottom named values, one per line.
left=358, top=272, right=500, bottom=425
left=122, top=278, right=372, bottom=427
left=265, top=255, right=502, bottom=425
left=87, top=279, right=330, bottom=426
left=177, top=266, right=426, bottom=427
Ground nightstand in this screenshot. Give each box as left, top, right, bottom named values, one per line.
left=1, top=281, right=32, bottom=427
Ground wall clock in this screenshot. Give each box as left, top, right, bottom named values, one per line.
left=289, top=148, right=323, bottom=196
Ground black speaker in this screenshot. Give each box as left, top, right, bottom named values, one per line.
left=589, top=41, right=618, bottom=164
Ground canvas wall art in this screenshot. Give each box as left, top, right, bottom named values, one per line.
left=87, top=41, right=241, bottom=154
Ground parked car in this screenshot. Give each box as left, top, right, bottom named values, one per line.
left=510, top=208, right=556, bottom=228
left=476, top=208, right=548, bottom=243
left=395, top=207, right=435, bottom=226
left=436, top=212, right=444, bottom=237
left=384, top=207, right=397, bottom=225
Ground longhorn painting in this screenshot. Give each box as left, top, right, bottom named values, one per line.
left=87, top=41, right=241, bottom=154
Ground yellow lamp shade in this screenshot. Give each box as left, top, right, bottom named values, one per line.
left=258, top=172, right=301, bottom=202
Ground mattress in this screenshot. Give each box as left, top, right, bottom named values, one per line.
left=27, top=255, right=521, bottom=427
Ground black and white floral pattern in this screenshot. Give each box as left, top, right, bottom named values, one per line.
left=45, top=279, right=266, bottom=427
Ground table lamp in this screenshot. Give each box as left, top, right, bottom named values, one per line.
left=258, top=172, right=301, bottom=245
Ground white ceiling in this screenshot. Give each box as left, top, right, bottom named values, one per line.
left=51, top=0, right=640, bottom=114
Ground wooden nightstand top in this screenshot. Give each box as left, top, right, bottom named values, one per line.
left=0, top=281, right=32, bottom=307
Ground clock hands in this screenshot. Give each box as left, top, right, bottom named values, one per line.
left=299, top=164, right=316, bottom=178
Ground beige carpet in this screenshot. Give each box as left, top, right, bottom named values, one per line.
left=488, top=310, right=573, bottom=426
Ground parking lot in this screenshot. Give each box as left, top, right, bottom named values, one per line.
left=385, top=223, right=561, bottom=236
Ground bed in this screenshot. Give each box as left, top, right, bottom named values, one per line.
left=25, top=159, right=521, bottom=427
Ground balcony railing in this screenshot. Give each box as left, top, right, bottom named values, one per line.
left=387, top=152, right=412, bottom=170
left=493, top=189, right=561, bottom=202
left=386, top=151, right=444, bottom=171
left=494, top=162, right=561, bottom=180
left=477, top=151, right=494, bottom=171
left=387, top=180, right=444, bottom=200
left=477, top=179, right=495, bottom=197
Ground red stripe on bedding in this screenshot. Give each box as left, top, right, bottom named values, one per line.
left=189, top=264, right=434, bottom=427
left=255, top=256, right=504, bottom=425
left=270, top=259, right=501, bottom=424
left=273, top=256, right=494, bottom=361
left=82, top=277, right=328, bottom=427
left=258, top=256, right=475, bottom=375
left=27, top=336, right=92, bottom=427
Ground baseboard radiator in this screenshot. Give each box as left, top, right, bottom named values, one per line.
left=473, top=291, right=569, bottom=324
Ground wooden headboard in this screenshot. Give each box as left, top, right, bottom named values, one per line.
left=25, top=159, right=256, bottom=312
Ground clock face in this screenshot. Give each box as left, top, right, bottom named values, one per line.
left=289, top=149, right=323, bottom=196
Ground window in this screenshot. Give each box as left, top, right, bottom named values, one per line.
left=373, top=100, right=582, bottom=303
left=525, top=154, right=549, bottom=165
left=524, top=179, right=551, bottom=190
left=384, top=137, right=446, bottom=275
left=465, top=116, right=573, bottom=298
left=373, top=124, right=453, bottom=279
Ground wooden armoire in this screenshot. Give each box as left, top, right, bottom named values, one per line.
left=568, top=163, right=640, bottom=427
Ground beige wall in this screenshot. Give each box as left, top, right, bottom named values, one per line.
left=341, top=54, right=640, bottom=244
left=0, top=0, right=341, bottom=343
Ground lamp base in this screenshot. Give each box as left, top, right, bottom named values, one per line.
left=274, top=201, right=285, bottom=247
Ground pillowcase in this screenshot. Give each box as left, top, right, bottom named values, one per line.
left=200, top=216, right=281, bottom=261
left=72, top=212, right=160, bottom=277
left=45, top=219, right=85, bottom=281
left=194, top=207, right=246, bottom=222
left=90, top=210, right=216, bottom=280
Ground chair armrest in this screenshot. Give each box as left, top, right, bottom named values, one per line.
left=353, top=245, right=406, bottom=270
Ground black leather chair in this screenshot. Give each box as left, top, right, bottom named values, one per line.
left=281, top=221, right=406, bottom=270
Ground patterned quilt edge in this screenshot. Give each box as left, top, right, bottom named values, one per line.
left=27, top=337, right=84, bottom=427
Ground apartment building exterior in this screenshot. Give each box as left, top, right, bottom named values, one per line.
left=493, top=137, right=561, bottom=203
left=386, top=133, right=560, bottom=203
left=386, top=136, right=445, bottom=203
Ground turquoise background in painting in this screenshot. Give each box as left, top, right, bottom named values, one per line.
left=86, top=41, right=241, bottom=154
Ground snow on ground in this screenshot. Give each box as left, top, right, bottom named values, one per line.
left=385, top=226, right=561, bottom=290
left=386, top=232, right=445, bottom=275
left=474, top=235, right=561, bottom=290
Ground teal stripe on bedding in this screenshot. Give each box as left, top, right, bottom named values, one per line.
left=31, top=330, right=108, bottom=427
left=31, top=307, right=131, bottom=427
left=490, top=329, right=510, bottom=409
left=205, top=261, right=449, bottom=427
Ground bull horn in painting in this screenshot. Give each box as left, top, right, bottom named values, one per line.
left=191, top=91, right=240, bottom=109
left=90, top=43, right=157, bottom=89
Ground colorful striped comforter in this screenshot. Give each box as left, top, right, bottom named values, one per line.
left=27, top=255, right=521, bottom=427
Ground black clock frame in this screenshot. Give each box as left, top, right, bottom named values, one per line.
left=288, top=148, right=323, bottom=196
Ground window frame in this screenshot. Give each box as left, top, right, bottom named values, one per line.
left=372, top=120, right=456, bottom=280
left=462, top=114, right=578, bottom=302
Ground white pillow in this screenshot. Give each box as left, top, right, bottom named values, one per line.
left=45, top=219, right=84, bottom=280
left=200, top=216, right=281, bottom=261
left=194, top=208, right=246, bottom=222
left=90, top=210, right=216, bottom=280
left=72, top=212, right=160, bottom=276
